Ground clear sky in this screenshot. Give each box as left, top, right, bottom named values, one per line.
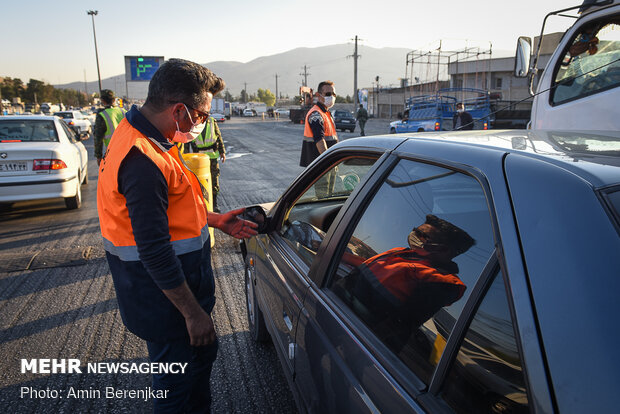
left=2, top=0, right=577, bottom=85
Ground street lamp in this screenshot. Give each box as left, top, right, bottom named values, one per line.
left=87, top=10, right=103, bottom=98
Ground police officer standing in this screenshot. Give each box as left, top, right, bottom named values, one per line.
left=94, top=89, right=126, bottom=165
left=195, top=116, right=226, bottom=212
left=300, top=80, right=338, bottom=167
left=97, top=59, right=257, bottom=413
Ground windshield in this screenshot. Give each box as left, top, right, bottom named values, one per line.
left=0, top=120, right=59, bottom=142
left=548, top=131, right=620, bottom=156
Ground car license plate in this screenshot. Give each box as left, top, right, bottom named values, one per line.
left=342, top=120, right=351, bottom=123
left=0, top=161, right=28, bottom=172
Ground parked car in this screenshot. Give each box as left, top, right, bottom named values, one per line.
left=332, top=109, right=356, bottom=132
left=211, top=112, right=226, bottom=123
left=243, top=109, right=256, bottom=117
left=54, top=110, right=92, bottom=135
left=241, top=129, right=620, bottom=413
left=0, top=115, right=89, bottom=210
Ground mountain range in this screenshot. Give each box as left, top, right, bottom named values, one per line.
left=56, top=44, right=413, bottom=100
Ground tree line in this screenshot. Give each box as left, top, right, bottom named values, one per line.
left=1, top=77, right=91, bottom=108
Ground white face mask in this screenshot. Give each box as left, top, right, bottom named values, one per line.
left=457, top=108, right=464, bottom=114
left=172, top=104, right=206, bottom=143
left=323, top=95, right=335, bottom=108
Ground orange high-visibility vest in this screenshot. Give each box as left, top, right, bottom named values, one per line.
left=362, top=247, right=465, bottom=304
left=303, top=105, right=338, bottom=143
left=97, top=118, right=209, bottom=261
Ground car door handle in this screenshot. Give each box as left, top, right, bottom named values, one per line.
left=283, top=311, right=293, bottom=332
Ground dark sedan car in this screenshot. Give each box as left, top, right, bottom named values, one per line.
left=241, top=130, right=620, bottom=414
left=332, top=110, right=356, bottom=132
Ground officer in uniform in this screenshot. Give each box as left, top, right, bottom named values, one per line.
left=94, top=89, right=126, bottom=165
left=195, top=116, right=226, bottom=212
left=97, top=59, right=257, bottom=413
left=300, top=80, right=338, bottom=167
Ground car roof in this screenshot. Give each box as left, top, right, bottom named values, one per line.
left=337, top=129, right=620, bottom=187
left=1, top=115, right=58, bottom=121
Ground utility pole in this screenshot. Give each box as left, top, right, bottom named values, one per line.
left=349, top=36, right=361, bottom=108
left=83, top=69, right=88, bottom=96
left=243, top=82, right=248, bottom=103
left=300, top=65, right=310, bottom=87
left=275, top=74, right=279, bottom=104
left=87, top=10, right=102, bottom=97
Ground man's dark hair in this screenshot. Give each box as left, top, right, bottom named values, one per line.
left=101, top=89, right=115, bottom=105
left=359, top=104, right=364, bottom=108
left=456, top=102, right=464, bottom=109
left=317, top=80, right=334, bottom=94
left=145, top=58, right=225, bottom=111
left=425, top=214, right=475, bottom=256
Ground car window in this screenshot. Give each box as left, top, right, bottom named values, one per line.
left=604, top=188, right=620, bottom=228
left=55, top=112, right=73, bottom=119
left=59, top=121, right=78, bottom=143
left=280, top=156, right=378, bottom=267
left=0, top=120, right=59, bottom=142
left=439, top=269, right=529, bottom=414
left=328, top=158, right=495, bottom=385
left=552, top=19, right=620, bottom=105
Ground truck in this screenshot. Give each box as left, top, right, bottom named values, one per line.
left=389, top=88, right=492, bottom=134
left=211, top=97, right=225, bottom=116
left=515, top=0, right=620, bottom=130
left=224, top=101, right=232, bottom=119
left=289, top=86, right=314, bottom=124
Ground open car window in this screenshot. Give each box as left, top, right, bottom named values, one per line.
left=280, top=156, right=378, bottom=267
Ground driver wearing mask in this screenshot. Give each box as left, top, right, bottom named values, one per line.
left=300, top=80, right=339, bottom=167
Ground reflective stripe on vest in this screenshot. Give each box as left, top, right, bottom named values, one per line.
left=100, top=107, right=126, bottom=153
left=303, top=105, right=338, bottom=143
left=97, top=119, right=209, bottom=261
left=196, top=118, right=219, bottom=159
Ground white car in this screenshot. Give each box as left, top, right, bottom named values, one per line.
left=54, top=110, right=92, bottom=135
left=274, top=108, right=290, bottom=117
left=243, top=109, right=256, bottom=117
left=0, top=115, right=89, bottom=210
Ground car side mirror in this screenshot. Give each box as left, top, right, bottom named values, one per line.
left=514, top=36, right=532, bottom=78
left=239, top=205, right=270, bottom=233
left=79, top=131, right=90, bottom=140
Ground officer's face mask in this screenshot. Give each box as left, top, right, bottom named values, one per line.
left=408, top=227, right=448, bottom=254
left=172, top=104, right=206, bottom=143
left=323, top=91, right=336, bottom=109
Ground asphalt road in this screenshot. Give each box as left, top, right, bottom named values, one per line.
left=0, top=114, right=391, bottom=413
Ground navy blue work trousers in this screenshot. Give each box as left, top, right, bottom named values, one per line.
left=146, top=337, right=218, bottom=413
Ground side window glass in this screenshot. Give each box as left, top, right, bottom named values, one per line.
left=328, top=159, right=495, bottom=385
left=60, top=122, right=77, bottom=143
left=552, top=20, right=620, bottom=104
left=440, top=270, right=529, bottom=414
left=280, top=157, right=377, bottom=267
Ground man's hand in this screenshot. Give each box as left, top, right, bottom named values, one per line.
left=162, top=282, right=216, bottom=346
left=220, top=154, right=226, bottom=163
left=210, top=207, right=258, bottom=239
left=184, top=311, right=216, bottom=347
left=97, top=158, right=101, bottom=166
